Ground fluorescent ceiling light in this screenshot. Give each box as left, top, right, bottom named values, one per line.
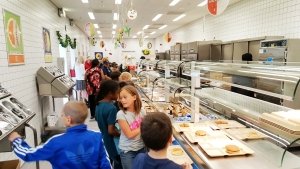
left=143, top=25, right=150, bottom=30
left=152, top=14, right=163, bottom=21
left=113, top=13, right=119, bottom=20
left=144, top=36, right=149, bottom=38
left=132, top=35, right=137, bottom=38
left=198, top=0, right=207, bottom=6
left=112, top=31, right=116, bottom=35
left=158, top=25, right=168, bottom=30
left=150, top=31, right=156, bottom=35
left=97, top=30, right=101, bottom=34
left=112, top=24, right=117, bottom=29
left=88, top=12, right=95, bottom=20
left=94, top=24, right=99, bottom=29
left=82, top=0, right=88, bottom=3
left=137, top=31, right=142, bottom=35
left=173, top=14, right=186, bottom=22
left=115, top=0, right=122, bottom=4
left=169, top=0, right=180, bottom=6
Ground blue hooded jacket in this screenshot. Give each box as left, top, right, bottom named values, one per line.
left=11, top=124, right=112, bottom=169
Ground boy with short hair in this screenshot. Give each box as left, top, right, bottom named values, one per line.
left=9, top=101, right=112, bottom=169
left=132, top=112, right=191, bottom=169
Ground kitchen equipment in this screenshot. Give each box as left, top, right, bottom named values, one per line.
left=0, top=84, right=35, bottom=152
left=36, top=66, right=75, bottom=96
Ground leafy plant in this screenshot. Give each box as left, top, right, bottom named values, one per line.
left=56, top=31, right=77, bottom=49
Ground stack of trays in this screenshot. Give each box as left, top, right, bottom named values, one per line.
left=0, top=96, right=35, bottom=140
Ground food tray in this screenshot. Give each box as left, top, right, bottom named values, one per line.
left=167, top=145, right=193, bottom=165
left=225, top=128, right=268, bottom=140
left=211, top=120, right=246, bottom=129
left=198, top=139, right=254, bottom=157
left=184, top=129, right=231, bottom=144
left=173, top=122, right=193, bottom=132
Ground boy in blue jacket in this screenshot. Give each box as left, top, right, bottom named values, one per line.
left=8, top=101, right=112, bottom=169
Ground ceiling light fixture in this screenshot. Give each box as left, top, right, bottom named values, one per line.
left=173, top=14, right=186, bottom=22
left=97, top=30, right=101, bottom=34
left=143, top=25, right=150, bottom=30
left=88, top=12, right=95, bottom=20
left=137, top=31, right=142, bottom=35
left=158, top=25, right=168, bottom=30
left=132, top=35, right=137, bottom=38
left=113, top=13, right=119, bottom=20
left=99, top=35, right=103, bottom=38
left=94, top=24, right=99, bottom=29
left=150, top=31, right=156, bottom=35
left=152, top=14, right=163, bottom=21
left=144, top=36, right=149, bottom=38
left=115, top=0, right=122, bottom=4
left=198, top=0, right=208, bottom=7
left=169, top=0, right=180, bottom=6
left=112, top=31, right=116, bottom=35
left=112, top=24, right=117, bottom=29
left=81, top=0, right=88, bottom=3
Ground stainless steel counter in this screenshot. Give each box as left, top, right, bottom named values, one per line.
left=174, top=130, right=300, bottom=169
left=137, top=84, right=300, bottom=169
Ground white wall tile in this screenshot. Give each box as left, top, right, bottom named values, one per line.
left=0, top=0, right=88, bottom=162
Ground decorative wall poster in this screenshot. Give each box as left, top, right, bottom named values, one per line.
left=95, top=52, right=103, bottom=60
left=208, top=0, right=229, bottom=16
left=3, top=10, right=25, bottom=65
left=163, top=32, right=172, bottom=43
left=43, top=28, right=52, bottom=63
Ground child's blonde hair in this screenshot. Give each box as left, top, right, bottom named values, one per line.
left=118, top=85, right=142, bottom=115
left=119, top=72, right=132, bottom=81
left=62, top=101, right=88, bottom=124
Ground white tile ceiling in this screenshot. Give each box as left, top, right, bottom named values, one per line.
left=50, top=0, right=240, bottom=39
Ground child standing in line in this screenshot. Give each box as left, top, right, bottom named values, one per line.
left=132, top=112, right=192, bottom=169
left=117, top=85, right=146, bottom=169
left=9, top=101, right=111, bottom=169
left=96, top=80, right=122, bottom=169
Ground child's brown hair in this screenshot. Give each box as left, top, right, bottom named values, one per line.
left=118, top=85, right=142, bottom=115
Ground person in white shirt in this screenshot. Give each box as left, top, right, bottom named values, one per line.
left=75, top=56, right=86, bottom=101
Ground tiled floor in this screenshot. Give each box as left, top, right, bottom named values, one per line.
left=21, top=118, right=99, bottom=169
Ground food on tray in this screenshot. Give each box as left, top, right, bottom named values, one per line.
left=225, top=145, right=240, bottom=154
left=247, top=131, right=259, bottom=138
left=171, top=147, right=184, bottom=156
left=179, top=123, right=189, bottom=127
left=215, top=119, right=228, bottom=124
left=181, top=107, right=189, bottom=116
left=195, top=130, right=206, bottom=136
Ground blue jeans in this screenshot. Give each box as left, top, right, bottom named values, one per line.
left=120, top=148, right=145, bottom=169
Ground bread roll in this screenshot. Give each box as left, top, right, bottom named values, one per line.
left=171, top=147, right=184, bottom=156
left=225, top=145, right=240, bottom=154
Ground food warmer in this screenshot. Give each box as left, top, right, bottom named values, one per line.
left=136, top=60, right=300, bottom=169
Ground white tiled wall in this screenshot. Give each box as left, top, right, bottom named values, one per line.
left=155, top=0, right=300, bottom=52
left=0, top=0, right=88, bottom=161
